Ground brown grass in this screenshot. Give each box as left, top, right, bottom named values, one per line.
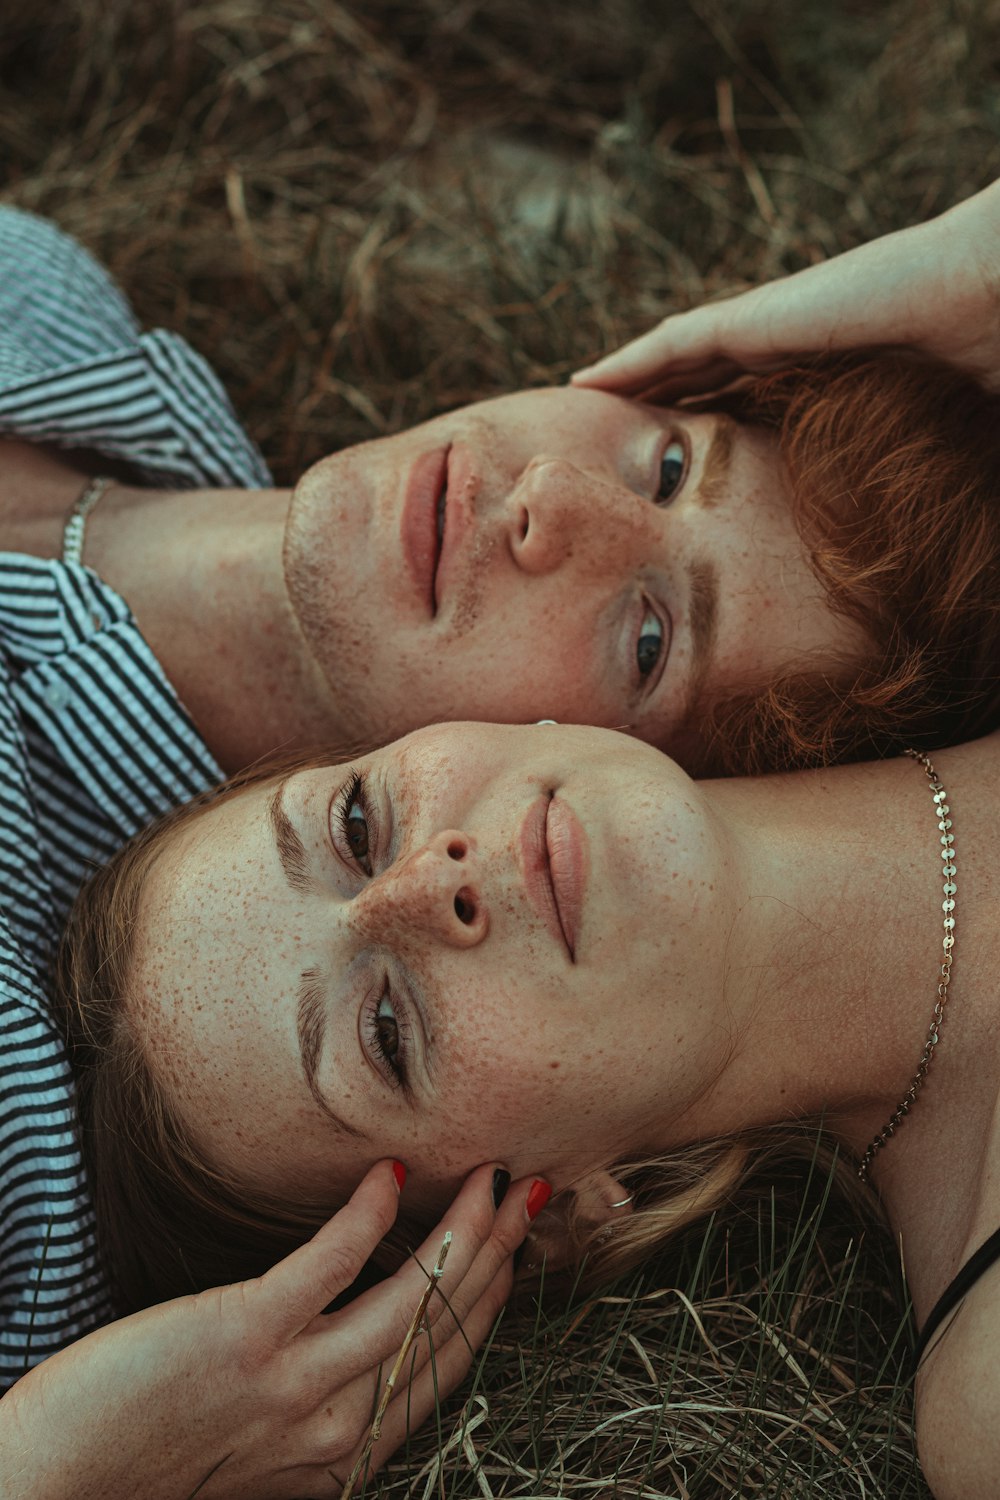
left=5, top=0, right=1000, bottom=488
left=4, top=1, right=998, bottom=1493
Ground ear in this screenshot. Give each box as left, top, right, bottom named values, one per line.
left=524, top=1167, right=633, bottom=1273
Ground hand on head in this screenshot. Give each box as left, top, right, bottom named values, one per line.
left=572, top=178, right=1000, bottom=403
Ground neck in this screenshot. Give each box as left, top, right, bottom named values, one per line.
left=89, top=485, right=340, bottom=770
left=668, top=737, right=1000, bottom=1174
left=2, top=455, right=346, bottom=770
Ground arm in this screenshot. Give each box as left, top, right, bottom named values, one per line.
left=915, top=1270, right=1000, bottom=1500
left=572, top=179, right=1000, bottom=401
left=0, top=1160, right=539, bottom=1500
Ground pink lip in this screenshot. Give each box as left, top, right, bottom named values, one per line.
left=434, top=442, right=473, bottom=606
left=400, top=445, right=449, bottom=615
left=546, top=795, right=586, bottom=961
left=519, top=793, right=586, bottom=961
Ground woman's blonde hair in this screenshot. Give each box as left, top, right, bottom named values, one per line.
left=558, top=1129, right=873, bottom=1295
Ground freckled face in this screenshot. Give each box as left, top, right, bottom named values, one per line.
left=130, top=723, right=742, bottom=1210
left=283, top=387, right=871, bottom=768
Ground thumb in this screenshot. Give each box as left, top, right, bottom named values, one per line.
left=257, top=1158, right=405, bottom=1338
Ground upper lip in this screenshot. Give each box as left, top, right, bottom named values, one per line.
left=434, top=442, right=476, bottom=610
left=400, top=444, right=451, bottom=616
left=519, top=793, right=574, bottom=960
left=545, top=794, right=585, bottom=961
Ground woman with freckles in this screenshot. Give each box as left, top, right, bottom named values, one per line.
left=6, top=181, right=1000, bottom=1498
left=8, top=717, right=1000, bottom=1500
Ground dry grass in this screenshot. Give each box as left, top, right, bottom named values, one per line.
left=381, top=1155, right=924, bottom=1499
left=4, top=1, right=998, bottom=1493
left=4, top=0, right=1000, bottom=484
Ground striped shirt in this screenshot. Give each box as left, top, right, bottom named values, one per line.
left=0, top=205, right=271, bottom=1384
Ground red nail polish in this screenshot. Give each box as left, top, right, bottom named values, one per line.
left=392, top=1160, right=407, bottom=1191
left=525, top=1179, right=552, bottom=1221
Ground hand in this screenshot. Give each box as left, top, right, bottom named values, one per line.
left=1, top=1159, right=542, bottom=1500
left=572, top=179, right=1000, bottom=402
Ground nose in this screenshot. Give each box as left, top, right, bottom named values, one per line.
left=349, top=829, right=488, bottom=949
left=506, top=456, right=637, bottom=576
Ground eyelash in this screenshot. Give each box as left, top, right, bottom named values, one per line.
left=334, top=773, right=408, bottom=1088
left=334, top=768, right=374, bottom=876
left=656, top=432, right=688, bottom=505
left=362, top=985, right=408, bottom=1088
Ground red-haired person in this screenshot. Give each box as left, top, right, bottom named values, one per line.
left=3, top=182, right=1000, bottom=1496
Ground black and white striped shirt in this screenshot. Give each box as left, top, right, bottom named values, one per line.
left=0, top=205, right=271, bottom=1384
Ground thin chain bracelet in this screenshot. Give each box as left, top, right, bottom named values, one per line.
left=857, top=749, right=956, bottom=1181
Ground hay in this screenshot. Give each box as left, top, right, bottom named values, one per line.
left=5, top=0, right=999, bottom=486
left=4, top=1, right=996, bottom=1492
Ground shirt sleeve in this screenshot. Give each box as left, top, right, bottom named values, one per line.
left=0, top=205, right=272, bottom=489
left=0, top=207, right=142, bottom=381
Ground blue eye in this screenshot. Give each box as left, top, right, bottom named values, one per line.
left=637, top=608, right=663, bottom=678
left=657, top=439, right=686, bottom=504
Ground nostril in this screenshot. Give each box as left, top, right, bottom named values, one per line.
left=519, top=507, right=529, bottom=540
left=454, top=890, right=475, bottom=925
left=447, top=839, right=465, bottom=861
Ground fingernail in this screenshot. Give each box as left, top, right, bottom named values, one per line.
left=392, top=1160, right=407, bottom=1192
left=492, top=1168, right=511, bottom=1209
left=525, top=1179, right=552, bottom=1221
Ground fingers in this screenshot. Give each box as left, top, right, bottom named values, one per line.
left=390, top=1167, right=540, bottom=1350
left=319, top=1165, right=543, bottom=1392
left=259, top=1168, right=547, bottom=1495
left=259, top=1159, right=404, bottom=1338
left=404, top=1165, right=539, bottom=1302
left=571, top=305, right=736, bottom=393
left=359, top=1266, right=515, bottom=1480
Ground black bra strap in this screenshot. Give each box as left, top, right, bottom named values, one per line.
left=913, top=1224, right=1000, bottom=1368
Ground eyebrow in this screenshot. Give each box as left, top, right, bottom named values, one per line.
left=267, top=778, right=364, bottom=1139
left=297, top=968, right=364, bottom=1137
left=682, top=556, right=720, bottom=724
left=695, top=415, right=736, bottom=510
left=268, top=779, right=315, bottom=894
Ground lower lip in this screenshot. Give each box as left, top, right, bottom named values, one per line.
left=546, top=796, right=587, bottom=961
left=400, top=446, right=449, bottom=614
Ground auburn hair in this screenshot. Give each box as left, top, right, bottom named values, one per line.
left=696, top=348, right=1000, bottom=773
left=52, top=348, right=1000, bottom=1310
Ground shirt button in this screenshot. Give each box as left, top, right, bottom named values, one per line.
left=44, top=680, right=70, bottom=710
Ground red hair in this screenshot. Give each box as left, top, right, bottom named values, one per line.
left=697, top=350, right=1000, bottom=773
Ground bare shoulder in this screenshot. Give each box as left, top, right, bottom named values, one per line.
left=916, top=1270, right=1000, bottom=1500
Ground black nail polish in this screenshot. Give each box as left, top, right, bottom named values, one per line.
left=492, top=1168, right=511, bottom=1209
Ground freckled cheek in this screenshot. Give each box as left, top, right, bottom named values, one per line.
left=481, top=600, right=596, bottom=695
left=429, top=994, right=600, bottom=1134
left=142, top=903, right=305, bottom=1117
